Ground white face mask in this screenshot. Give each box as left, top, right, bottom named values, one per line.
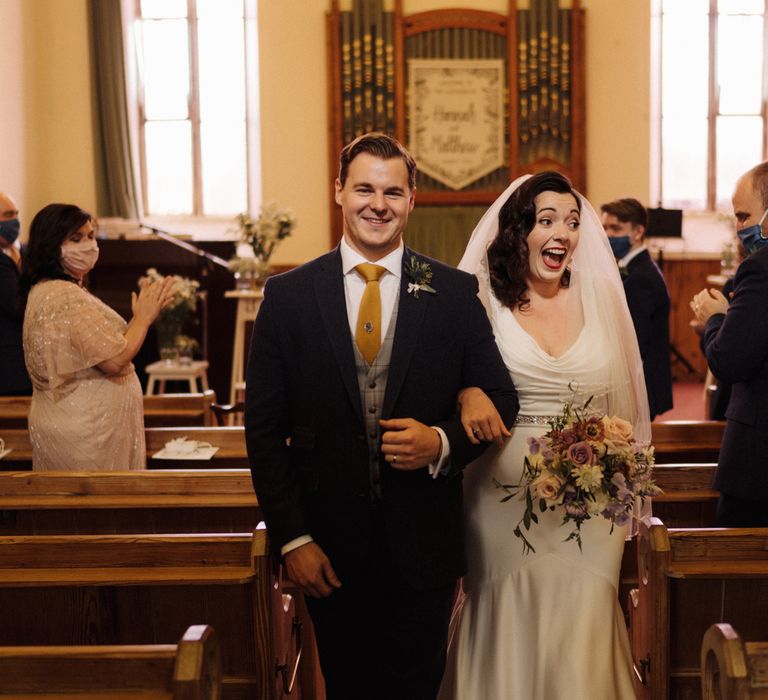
left=60, top=240, right=99, bottom=278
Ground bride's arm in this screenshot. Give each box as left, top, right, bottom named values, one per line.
left=458, top=387, right=511, bottom=447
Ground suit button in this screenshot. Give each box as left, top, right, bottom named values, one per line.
left=357, top=492, right=367, bottom=500
left=369, top=430, right=377, bottom=439
left=368, top=406, right=377, bottom=414
left=369, top=381, right=376, bottom=389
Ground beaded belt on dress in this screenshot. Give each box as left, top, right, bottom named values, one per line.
left=514, top=414, right=558, bottom=425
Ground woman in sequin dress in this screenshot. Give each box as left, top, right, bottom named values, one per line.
left=20, top=204, right=175, bottom=470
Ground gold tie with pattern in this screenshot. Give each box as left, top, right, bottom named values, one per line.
left=355, top=263, right=386, bottom=364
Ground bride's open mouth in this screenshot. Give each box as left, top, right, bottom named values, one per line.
left=541, top=247, right=567, bottom=270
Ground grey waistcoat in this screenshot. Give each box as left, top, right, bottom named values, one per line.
left=353, top=295, right=399, bottom=501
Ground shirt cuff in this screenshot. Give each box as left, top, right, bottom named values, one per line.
left=281, top=535, right=314, bottom=556
left=428, top=426, right=451, bottom=478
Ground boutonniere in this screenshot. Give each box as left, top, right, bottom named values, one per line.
left=404, top=255, right=436, bottom=298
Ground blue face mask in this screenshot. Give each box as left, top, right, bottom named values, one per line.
left=609, top=235, right=632, bottom=260
left=737, top=207, right=768, bottom=257
left=0, top=218, right=20, bottom=245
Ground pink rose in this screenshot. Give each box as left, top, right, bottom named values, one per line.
left=567, top=441, right=593, bottom=466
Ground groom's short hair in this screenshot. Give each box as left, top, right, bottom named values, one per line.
left=338, top=133, right=417, bottom=191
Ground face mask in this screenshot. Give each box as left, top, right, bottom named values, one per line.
left=0, top=218, right=20, bottom=245
left=60, top=240, right=99, bottom=277
left=608, top=235, right=632, bottom=260
left=736, top=207, right=768, bottom=257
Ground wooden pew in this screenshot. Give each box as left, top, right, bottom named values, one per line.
left=0, top=527, right=305, bottom=700
left=652, top=463, right=719, bottom=528
left=0, top=469, right=259, bottom=535
left=629, top=519, right=768, bottom=699
left=620, top=464, right=720, bottom=621
left=701, top=623, right=768, bottom=700
left=0, top=624, right=221, bottom=699
left=651, top=421, right=724, bottom=464
left=0, top=426, right=248, bottom=470
left=0, top=391, right=216, bottom=430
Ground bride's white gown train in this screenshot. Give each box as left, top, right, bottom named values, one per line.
left=439, top=293, right=636, bottom=700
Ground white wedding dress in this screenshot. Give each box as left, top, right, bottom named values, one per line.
left=439, top=289, right=637, bottom=700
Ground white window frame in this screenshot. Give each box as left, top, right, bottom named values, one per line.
left=132, top=0, right=261, bottom=229
left=652, top=0, right=768, bottom=212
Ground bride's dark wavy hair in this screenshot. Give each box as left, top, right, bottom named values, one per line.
left=487, top=171, right=580, bottom=310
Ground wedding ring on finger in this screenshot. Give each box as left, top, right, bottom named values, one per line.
left=392, top=454, right=397, bottom=464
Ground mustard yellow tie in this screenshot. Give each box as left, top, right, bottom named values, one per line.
left=355, top=263, right=386, bottom=364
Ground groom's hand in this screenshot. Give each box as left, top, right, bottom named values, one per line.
left=284, top=543, right=342, bottom=598
left=380, top=418, right=441, bottom=471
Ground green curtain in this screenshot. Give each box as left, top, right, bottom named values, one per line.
left=88, top=0, right=141, bottom=219
left=404, top=206, right=487, bottom=267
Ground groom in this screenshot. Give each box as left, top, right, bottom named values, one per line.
left=245, top=133, right=518, bottom=699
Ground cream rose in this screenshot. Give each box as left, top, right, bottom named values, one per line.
left=531, top=473, right=564, bottom=506
left=602, top=416, right=634, bottom=443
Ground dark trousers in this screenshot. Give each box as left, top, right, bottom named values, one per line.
left=716, top=491, right=768, bottom=527
left=305, top=507, right=455, bottom=700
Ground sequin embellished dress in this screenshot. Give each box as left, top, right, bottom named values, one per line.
left=23, top=280, right=146, bottom=470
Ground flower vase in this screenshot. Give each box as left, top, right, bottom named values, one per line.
left=156, top=323, right=182, bottom=365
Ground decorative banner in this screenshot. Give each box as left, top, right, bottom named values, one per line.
left=408, top=59, right=505, bottom=190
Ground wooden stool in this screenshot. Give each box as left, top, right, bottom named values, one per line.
left=145, top=360, right=210, bottom=396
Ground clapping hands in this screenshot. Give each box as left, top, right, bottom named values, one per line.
left=132, top=275, right=177, bottom=326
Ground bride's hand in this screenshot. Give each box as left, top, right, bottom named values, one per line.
left=458, top=387, right=511, bottom=447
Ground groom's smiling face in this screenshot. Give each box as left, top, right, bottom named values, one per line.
left=335, top=153, right=415, bottom=261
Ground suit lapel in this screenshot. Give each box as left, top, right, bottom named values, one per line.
left=383, top=248, right=429, bottom=418
left=314, top=248, right=364, bottom=424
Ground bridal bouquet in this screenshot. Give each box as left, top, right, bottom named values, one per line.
left=495, top=397, right=660, bottom=554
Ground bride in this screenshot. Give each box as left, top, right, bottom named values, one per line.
left=440, top=172, right=650, bottom=699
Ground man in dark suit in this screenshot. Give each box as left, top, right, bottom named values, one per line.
left=0, top=191, right=32, bottom=396
left=245, top=133, right=518, bottom=699
left=692, top=161, right=768, bottom=527
left=601, top=198, right=673, bottom=419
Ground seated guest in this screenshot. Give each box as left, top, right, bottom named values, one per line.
left=601, top=197, right=673, bottom=420
left=0, top=191, right=32, bottom=396
left=20, top=204, right=175, bottom=470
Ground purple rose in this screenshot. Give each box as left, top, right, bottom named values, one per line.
left=567, top=441, right=593, bottom=466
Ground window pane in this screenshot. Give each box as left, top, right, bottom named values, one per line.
left=718, top=15, right=763, bottom=114
left=142, top=20, right=189, bottom=120
left=201, top=120, right=247, bottom=215
left=141, top=0, right=187, bottom=19
left=145, top=121, right=193, bottom=215
left=198, top=14, right=245, bottom=121
left=716, top=116, right=763, bottom=207
left=662, top=116, right=708, bottom=208
left=197, top=0, right=243, bottom=19
left=718, top=0, right=763, bottom=13
left=663, top=0, right=708, bottom=15
left=662, top=11, right=709, bottom=118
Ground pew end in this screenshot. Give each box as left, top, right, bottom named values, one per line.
left=0, top=624, right=221, bottom=699
left=701, top=623, right=768, bottom=700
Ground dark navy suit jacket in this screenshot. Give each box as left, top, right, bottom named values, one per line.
left=0, top=250, right=32, bottom=395
left=623, top=249, right=673, bottom=419
left=245, top=246, right=518, bottom=590
left=702, top=245, right=768, bottom=501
